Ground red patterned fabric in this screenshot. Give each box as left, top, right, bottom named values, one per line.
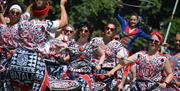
left=33, top=1, right=50, bottom=17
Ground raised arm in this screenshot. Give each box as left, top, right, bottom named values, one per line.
left=20, top=4, right=33, bottom=21
left=159, top=60, right=173, bottom=88
left=138, top=29, right=152, bottom=40
left=114, top=8, right=128, bottom=32
left=0, top=3, right=5, bottom=24
left=59, top=0, right=68, bottom=28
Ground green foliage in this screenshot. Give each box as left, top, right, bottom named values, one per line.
left=7, top=0, right=180, bottom=53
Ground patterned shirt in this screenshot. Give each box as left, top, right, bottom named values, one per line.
left=136, top=51, right=167, bottom=82
left=90, top=37, right=129, bottom=67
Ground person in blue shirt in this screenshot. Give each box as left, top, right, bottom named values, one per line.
left=114, top=8, right=152, bottom=51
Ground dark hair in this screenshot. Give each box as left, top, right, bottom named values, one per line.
left=77, top=21, right=93, bottom=33
left=32, top=0, right=47, bottom=10
left=74, top=21, right=94, bottom=42
left=130, top=12, right=139, bottom=20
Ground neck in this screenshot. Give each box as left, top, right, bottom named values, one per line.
left=9, top=21, right=17, bottom=26
left=103, top=36, right=111, bottom=44
left=130, top=25, right=136, bottom=29
left=77, top=37, right=89, bottom=46
left=147, top=49, right=158, bottom=56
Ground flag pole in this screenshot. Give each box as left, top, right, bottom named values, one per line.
left=163, top=0, right=179, bottom=44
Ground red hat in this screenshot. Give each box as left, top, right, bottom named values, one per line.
left=32, top=1, right=50, bottom=17
left=151, top=31, right=164, bottom=44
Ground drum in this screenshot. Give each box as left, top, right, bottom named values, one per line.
left=93, top=82, right=106, bottom=91
left=49, top=80, right=80, bottom=91
left=48, top=75, right=57, bottom=81
left=0, top=65, right=8, bottom=80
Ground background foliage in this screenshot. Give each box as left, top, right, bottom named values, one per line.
left=6, top=0, right=180, bottom=53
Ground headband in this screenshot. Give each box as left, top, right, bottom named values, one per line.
left=9, top=4, right=22, bottom=13
left=151, top=31, right=164, bottom=44
left=32, top=1, right=50, bottom=17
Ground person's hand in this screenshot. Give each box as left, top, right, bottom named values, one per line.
left=107, top=70, right=115, bottom=77
left=114, top=7, right=121, bottom=16
left=26, top=3, right=33, bottom=13
left=118, top=83, right=124, bottom=91
left=95, top=65, right=101, bottom=70
left=159, top=82, right=167, bottom=88
left=61, top=0, right=67, bottom=6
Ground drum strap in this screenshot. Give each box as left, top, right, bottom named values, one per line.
left=81, top=74, right=92, bottom=91
left=39, top=69, right=51, bottom=91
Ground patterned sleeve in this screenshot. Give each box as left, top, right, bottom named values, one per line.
left=135, top=51, right=145, bottom=60
left=46, top=20, right=60, bottom=32
left=117, top=47, right=129, bottom=59
left=20, top=12, right=31, bottom=21
left=0, top=24, right=17, bottom=48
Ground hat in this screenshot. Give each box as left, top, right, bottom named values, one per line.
left=9, top=4, right=22, bottom=13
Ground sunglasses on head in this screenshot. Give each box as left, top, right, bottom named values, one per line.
left=64, top=29, right=74, bottom=34
left=105, top=26, right=115, bottom=32
left=10, top=10, right=20, bottom=16
left=79, top=29, right=89, bottom=33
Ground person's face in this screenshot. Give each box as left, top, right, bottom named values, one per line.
left=64, top=26, right=74, bottom=38
left=148, top=35, right=161, bottom=51
left=35, top=0, right=44, bottom=7
left=79, top=27, right=90, bottom=38
left=104, top=24, right=115, bottom=37
left=9, top=8, right=21, bottom=22
left=129, top=15, right=138, bottom=27
left=175, top=34, right=180, bottom=50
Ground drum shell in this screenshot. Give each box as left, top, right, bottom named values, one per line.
left=50, top=80, right=80, bottom=91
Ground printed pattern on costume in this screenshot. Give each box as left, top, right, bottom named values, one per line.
left=135, top=51, right=167, bottom=90
left=29, top=19, right=59, bottom=53
left=168, top=53, right=180, bottom=81
left=9, top=48, right=47, bottom=91
left=0, top=20, right=51, bottom=91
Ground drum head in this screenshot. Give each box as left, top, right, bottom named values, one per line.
left=48, top=75, right=57, bottom=81
left=50, top=80, right=79, bottom=91
left=94, top=82, right=106, bottom=91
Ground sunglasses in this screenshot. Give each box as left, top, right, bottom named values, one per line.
left=176, top=40, right=180, bottom=42
left=79, top=29, right=89, bottom=33
left=150, top=39, right=160, bottom=45
left=130, top=19, right=137, bottom=21
left=64, top=30, right=74, bottom=34
left=114, top=37, right=120, bottom=40
left=10, top=10, right=20, bottom=16
left=105, top=26, right=115, bottom=32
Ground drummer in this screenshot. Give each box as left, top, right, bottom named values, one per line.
left=0, top=0, right=68, bottom=90
left=89, top=23, right=129, bottom=90
left=45, top=24, right=75, bottom=79
left=62, top=21, right=96, bottom=91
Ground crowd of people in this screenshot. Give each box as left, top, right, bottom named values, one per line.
left=0, top=0, right=179, bottom=91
